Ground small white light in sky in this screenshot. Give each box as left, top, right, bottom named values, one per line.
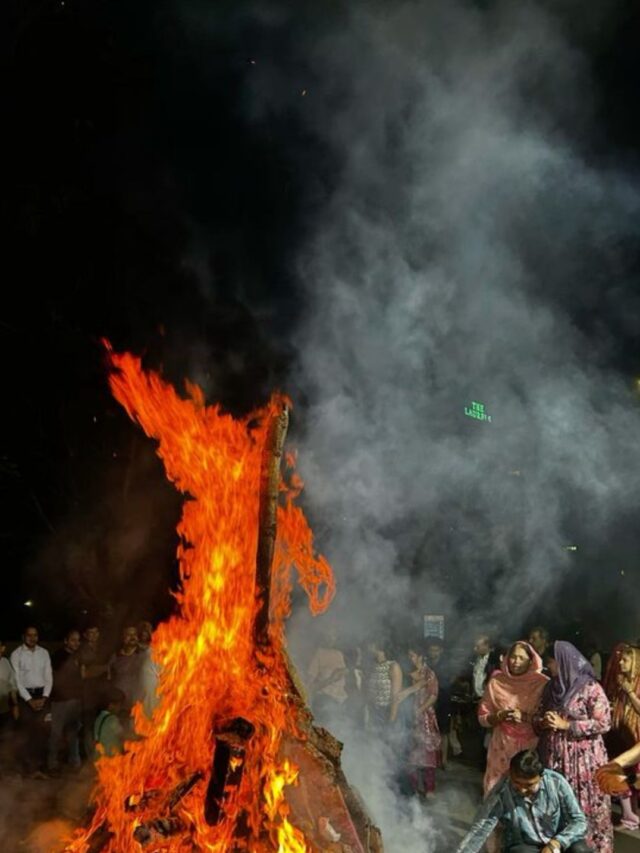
left=24, top=600, right=34, bottom=607
left=564, top=545, right=578, bottom=551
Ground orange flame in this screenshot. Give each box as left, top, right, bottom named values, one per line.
left=66, top=345, right=335, bottom=852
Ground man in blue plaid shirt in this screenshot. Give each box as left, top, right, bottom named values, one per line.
left=456, top=750, right=593, bottom=853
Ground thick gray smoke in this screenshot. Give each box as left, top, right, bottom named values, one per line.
left=243, top=3, right=640, bottom=846
left=238, top=0, right=640, bottom=645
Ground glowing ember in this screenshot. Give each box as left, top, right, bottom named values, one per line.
left=65, top=345, right=335, bottom=852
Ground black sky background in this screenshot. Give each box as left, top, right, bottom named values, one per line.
left=2, top=0, right=640, bottom=642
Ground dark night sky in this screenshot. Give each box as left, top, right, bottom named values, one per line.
left=2, top=0, right=640, bottom=643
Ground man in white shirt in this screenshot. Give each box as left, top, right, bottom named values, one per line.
left=10, top=626, right=53, bottom=777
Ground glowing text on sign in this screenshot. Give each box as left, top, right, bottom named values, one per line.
left=464, top=400, right=492, bottom=423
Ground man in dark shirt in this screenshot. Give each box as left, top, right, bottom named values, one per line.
left=528, top=626, right=553, bottom=677
left=78, top=623, right=109, bottom=761
left=109, top=626, right=144, bottom=723
left=48, top=628, right=83, bottom=773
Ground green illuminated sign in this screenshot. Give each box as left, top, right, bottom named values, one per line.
left=464, top=400, right=492, bottom=423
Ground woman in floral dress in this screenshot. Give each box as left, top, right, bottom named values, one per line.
left=603, top=643, right=640, bottom=829
left=538, top=640, right=613, bottom=853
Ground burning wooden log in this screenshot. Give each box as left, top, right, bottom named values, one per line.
left=133, top=816, right=186, bottom=845
left=124, top=771, right=204, bottom=814
left=205, top=717, right=255, bottom=826
left=168, top=770, right=206, bottom=810
left=251, top=403, right=383, bottom=852
left=254, top=403, right=289, bottom=646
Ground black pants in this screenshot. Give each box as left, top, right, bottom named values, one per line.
left=17, top=695, right=49, bottom=773
left=507, top=843, right=593, bottom=853
left=0, top=710, right=17, bottom=767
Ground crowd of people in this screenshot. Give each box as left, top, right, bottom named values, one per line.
left=306, top=626, right=640, bottom=852
left=2, top=617, right=639, bottom=852
left=0, top=621, right=158, bottom=778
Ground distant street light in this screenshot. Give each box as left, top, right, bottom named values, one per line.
left=24, top=600, right=34, bottom=607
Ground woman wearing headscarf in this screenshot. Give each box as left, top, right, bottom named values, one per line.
left=478, top=641, right=548, bottom=795
left=603, top=643, right=640, bottom=829
left=539, top=640, right=613, bottom=853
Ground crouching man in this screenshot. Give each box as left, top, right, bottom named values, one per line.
left=456, top=749, right=593, bottom=853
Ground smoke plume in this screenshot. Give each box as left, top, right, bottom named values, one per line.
left=229, top=0, right=640, bottom=643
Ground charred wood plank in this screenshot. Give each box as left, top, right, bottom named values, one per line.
left=204, top=717, right=255, bottom=827
left=254, top=404, right=289, bottom=646
left=167, top=770, right=205, bottom=811
left=133, top=816, right=185, bottom=845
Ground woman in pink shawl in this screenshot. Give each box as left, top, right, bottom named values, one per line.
left=478, top=641, right=548, bottom=795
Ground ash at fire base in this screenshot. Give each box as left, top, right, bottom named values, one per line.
left=63, top=346, right=382, bottom=853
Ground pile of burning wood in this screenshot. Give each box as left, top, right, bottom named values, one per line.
left=63, top=348, right=382, bottom=853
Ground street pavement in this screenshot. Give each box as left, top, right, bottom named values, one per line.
left=1, top=745, right=639, bottom=851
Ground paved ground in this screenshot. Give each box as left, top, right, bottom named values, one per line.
left=1, top=749, right=639, bottom=851
left=0, top=765, right=93, bottom=851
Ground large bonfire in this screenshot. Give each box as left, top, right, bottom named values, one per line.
left=64, top=345, right=357, bottom=853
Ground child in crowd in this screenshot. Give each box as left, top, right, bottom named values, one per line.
left=94, top=687, right=126, bottom=758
